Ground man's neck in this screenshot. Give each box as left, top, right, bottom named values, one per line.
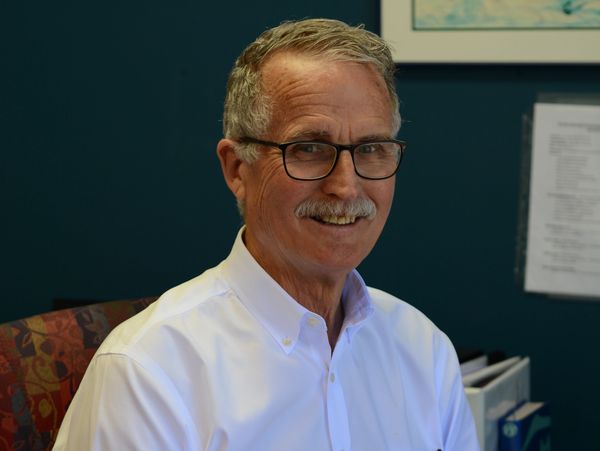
left=242, top=228, right=350, bottom=348
left=272, top=268, right=347, bottom=349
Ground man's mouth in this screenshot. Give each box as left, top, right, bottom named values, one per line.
left=295, top=198, right=376, bottom=225
left=313, top=215, right=358, bottom=225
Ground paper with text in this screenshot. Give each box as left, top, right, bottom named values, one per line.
left=525, top=102, right=600, bottom=298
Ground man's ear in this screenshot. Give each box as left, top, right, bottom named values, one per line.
left=217, top=139, right=246, bottom=203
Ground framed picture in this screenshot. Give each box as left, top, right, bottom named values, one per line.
left=381, top=1, right=600, bottom=63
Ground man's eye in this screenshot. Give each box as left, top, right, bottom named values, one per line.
left=357, top=143, right=382, bottom=154
left=293, top=143, right=324, bottom=154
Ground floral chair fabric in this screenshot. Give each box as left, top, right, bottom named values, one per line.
left=0, top=297, right=157, bottom=451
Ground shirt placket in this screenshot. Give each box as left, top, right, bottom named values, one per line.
left=302, top=314, right=352, bottom=451
left=326, top=332, right=351, bottom=451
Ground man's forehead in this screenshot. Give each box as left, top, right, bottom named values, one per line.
left=259, top=51, right=395, bottom=140
left=260, top=51, right=384, bottom=84
left=260, top=53, right=387, bottom=100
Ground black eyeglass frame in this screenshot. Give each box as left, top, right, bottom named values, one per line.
left=238, top=137, right=407, bottom=181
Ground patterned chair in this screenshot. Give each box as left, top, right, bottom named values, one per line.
left=0, top=297, right=157, bottom=451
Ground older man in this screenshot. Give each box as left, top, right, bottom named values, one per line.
left=54, top=19, right=479, bottom=451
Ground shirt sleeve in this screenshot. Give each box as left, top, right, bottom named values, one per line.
left=436, top=334, right=481, bottom=451
left=53, top=353, right=198, bottom=451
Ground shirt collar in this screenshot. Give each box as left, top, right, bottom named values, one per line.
left=341, top=269, right=374, bottom=342
left=221, top=228, right=374, bottom=353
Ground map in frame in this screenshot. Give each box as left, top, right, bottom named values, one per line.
left=414, top=0, right=600, bottom=29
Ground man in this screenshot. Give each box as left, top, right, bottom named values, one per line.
left=54, top=18, right=479, bottom=450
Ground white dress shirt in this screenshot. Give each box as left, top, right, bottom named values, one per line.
left=54, top=229, right=479, bottom=451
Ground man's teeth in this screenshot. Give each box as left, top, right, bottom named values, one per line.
left=319, top=215, right=357, bottom=225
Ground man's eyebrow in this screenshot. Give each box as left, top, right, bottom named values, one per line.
left=357, top=134, right=394, bottom=142
left=286, top=131, right=394, bottom=142
left=287, top=129, right=331, bottom=141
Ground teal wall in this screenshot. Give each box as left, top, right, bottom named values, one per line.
left=2, top=1, right=599, bottom=448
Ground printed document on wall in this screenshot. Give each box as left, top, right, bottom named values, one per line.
left=525, top=102, right=600, bottom=299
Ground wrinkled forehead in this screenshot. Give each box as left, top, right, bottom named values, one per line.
left=258, top=50, right=398, bottom=134
left=260, top=51, right=390, bottom=103
left=259, top=54, right=396, bottom=142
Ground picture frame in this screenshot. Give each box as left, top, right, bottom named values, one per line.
left=381, top=1, right=600, bottom=63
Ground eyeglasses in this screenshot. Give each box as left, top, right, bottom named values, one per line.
left=239, top=137, right=406, bottom=181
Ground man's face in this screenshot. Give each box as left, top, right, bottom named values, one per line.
left=235, top=52, right=396, bottom=280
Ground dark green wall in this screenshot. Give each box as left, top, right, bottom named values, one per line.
left=2, top=1, right=599, bottom=448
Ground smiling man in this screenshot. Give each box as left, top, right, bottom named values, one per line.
left=54, top=19, right=479, bottom=451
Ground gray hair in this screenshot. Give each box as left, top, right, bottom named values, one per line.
left=222, top=18, right=400, bottom=162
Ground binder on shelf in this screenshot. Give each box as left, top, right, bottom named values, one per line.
left=457, top=347, right=488, bottom=376
left=464, top=356, right=530, bottom=451
left=463, top=356, right=521, bottom=387
left=498, top=402, right=552, bottom=451
left=458, top=347, right=509, bottom=377
left=499, top=402, right=551, bottom=451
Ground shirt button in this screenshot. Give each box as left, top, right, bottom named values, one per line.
left=330, top=373, right=335, bottom=383
left=282, top=337, right=292, bottom=346
left=307, top=317, right=319, bottom=327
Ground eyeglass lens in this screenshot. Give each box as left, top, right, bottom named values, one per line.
left=284, top=142, right=402, bottom=180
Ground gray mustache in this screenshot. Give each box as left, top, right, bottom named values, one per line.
left=294, top=198, right=377, bottom=220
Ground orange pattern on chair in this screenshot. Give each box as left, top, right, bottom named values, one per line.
left=0, top=297, right=157, bottom=451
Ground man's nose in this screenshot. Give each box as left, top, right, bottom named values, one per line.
left=320, top=150, right=361, bottom=199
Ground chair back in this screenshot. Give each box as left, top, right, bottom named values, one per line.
left=0, top=297, right=157, bottom=451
